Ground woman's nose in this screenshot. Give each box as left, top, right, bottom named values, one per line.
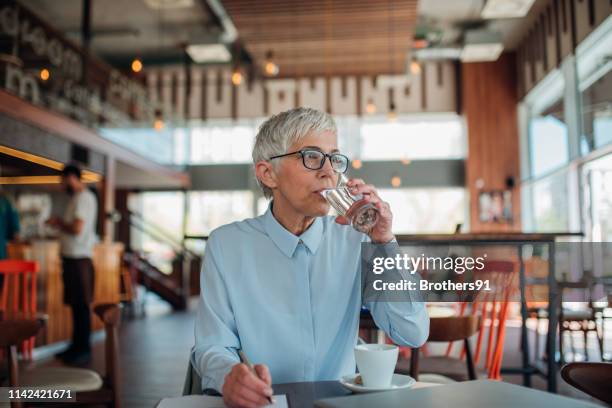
left=318, top=157, right=338, bottom=180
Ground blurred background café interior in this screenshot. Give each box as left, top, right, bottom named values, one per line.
left=0, top=0, right=611, bottom=406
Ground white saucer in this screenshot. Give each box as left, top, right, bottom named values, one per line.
left=339, top=373, right=416, bottom=393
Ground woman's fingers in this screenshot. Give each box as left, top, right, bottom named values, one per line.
left=254, top=364, right=272, bottom=387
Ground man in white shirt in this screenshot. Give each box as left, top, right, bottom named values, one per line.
left=46, top=164, right=98, bottom=365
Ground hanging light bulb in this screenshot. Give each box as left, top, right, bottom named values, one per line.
left=410, top=58, right=421, bottom=75
left=365, top=98, right=376, bottom=114
left=231, top=67, right=243, bottom=86
left=264, top=50, right=279, bottom=76
left=400, top=157, right=411, bottom=166
left=131, top=58, right=143, bottom=73
left=352, top=159, right=363, bottom=169
left=391, top=174, right=402, bottom=188
left=153, top=109, right=164, bottom=131
left=387, top=101, right=397, bottom=121
left=40, top=68, right=50, bottom=81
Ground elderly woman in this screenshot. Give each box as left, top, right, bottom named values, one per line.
left=192, top=107, right=429, bottom=408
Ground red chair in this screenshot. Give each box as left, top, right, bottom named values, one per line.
left=446, top=260, right=517, bottom=380
left=0, top=260, right=38, bottom=360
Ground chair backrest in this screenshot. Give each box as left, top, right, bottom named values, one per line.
left=183, top=358, right=203, bottom=395
left=0, top=260, right=38, bottom=319
left=428, top=315, right=481, bottom=342
left=445, top=260, right=517, bottom=380
left=0, top=260, right=39, bottom=274
left=561, top=362, right=612, bottom=404
left=93, top=303, right=121, bottom=406
left=0, top=260, right=39, bottom=361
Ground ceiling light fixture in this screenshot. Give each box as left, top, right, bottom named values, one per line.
left=410, top=58, right=421, bottom=75
left=186, top=44, right=231, bottom=63
left=481, top=0, right=535, bottom=19
left=131, top=58, right=143, bottom=73
left=40, top=68, right=50, bottom=81
left=153, top=109, right=165, bottom=131
left=231, top=68, right=243, bottom=86
left=391, top=174, right=401, bottom=188
left=365, top=98, right=377, bottom=114
left=264, top=50, right=279, bottom=77
left=461, top=30, right=504, bottom=62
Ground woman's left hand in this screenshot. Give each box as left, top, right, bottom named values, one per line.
left=334, top=178, right=395, bottom=243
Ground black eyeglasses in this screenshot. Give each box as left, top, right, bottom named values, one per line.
left=269, top=149, right=349, bottom=173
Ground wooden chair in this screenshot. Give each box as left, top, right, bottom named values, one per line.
left=456, top=260, right=517, bottom=380
left=0, top=260, right=38, bottom=360
left=561, top=362, right=612, bottom=404
left=0, top=303, right=121, bottom=408
left=396, top=315, right=482, bottom=382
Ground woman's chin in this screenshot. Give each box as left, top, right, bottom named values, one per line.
left=310, top=201, right=330, bottom=217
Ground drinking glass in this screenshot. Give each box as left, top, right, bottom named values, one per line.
left=320, top=174, right=379, bottom=233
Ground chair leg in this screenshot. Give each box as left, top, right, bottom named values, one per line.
left=583, top=328, right=589, bottom=361
left=464, top=339, right=477, bottom=380
left=534, top=316, right=541, bottom=360
left=410, top=348, right=419, bottom=381
left=596, top=321, right=605, bottom=361
left=559, top=325, right=565, bottom=365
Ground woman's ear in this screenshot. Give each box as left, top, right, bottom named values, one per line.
left=255, top=161, right=278, bottom=191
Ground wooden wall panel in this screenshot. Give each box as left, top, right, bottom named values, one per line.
left=463, top=54, right=521, bottom=232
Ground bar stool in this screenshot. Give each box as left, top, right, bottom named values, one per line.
left=0, top=303, right=121, bottom=408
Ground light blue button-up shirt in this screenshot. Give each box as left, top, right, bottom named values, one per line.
left=192, top=204, right=429, bottom=392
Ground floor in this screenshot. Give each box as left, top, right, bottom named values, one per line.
left=24, top=295, right=611, bottom=407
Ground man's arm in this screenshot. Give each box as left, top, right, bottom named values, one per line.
left=56, top=218, right=84, bottom=235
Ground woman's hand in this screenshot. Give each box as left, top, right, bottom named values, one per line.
left=334, top=178, right=395, bottom=243
left=222, top=363, right=273, bottom=408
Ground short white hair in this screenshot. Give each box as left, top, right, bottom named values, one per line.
left=252, top=107, right=337, bottom=198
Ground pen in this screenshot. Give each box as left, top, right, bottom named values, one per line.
left=238, top=349, right=274, bottom=404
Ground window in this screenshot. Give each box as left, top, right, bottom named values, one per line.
left=528, top=99, right=569, bottom=177
left=580, top=68, right=612, bottom=152
left=129, top=192, right=185, bottom=274
left=582, top=154, right=612, bottom=242
left=185, top=120, right=256, bottom=164
left=100, top=127, right=175, bottom=165
left=359, top=115, right=465, bottom=161
left=379, top=188, right=467, bottom=234
left=186, top=191, right=254, bottom=236
left=529, top=170, right=570, bottom=232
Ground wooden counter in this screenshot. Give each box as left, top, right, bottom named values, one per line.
left=7, top=240, right=123, bottom=345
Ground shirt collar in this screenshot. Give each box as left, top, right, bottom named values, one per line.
left=263, top=202, right=323, bottom=257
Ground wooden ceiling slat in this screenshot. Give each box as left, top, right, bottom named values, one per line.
left=230, top=12, right=417, bottom=25
left=223, top=0, right=416, bottom=13
left=221, top=0, right=418, bottom=77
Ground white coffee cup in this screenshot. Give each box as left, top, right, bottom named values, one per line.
left=354, top=344, right=399, bottom=388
